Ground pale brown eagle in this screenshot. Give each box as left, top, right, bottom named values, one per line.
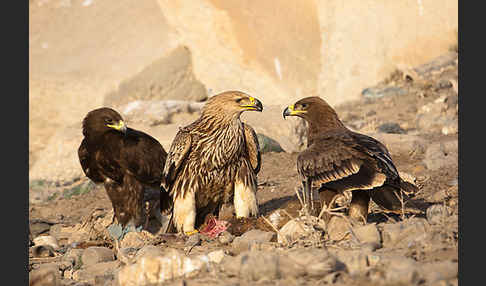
left=78, top=107, right=172, bottom=238
left=162, top=91, right=262, bottom=235
left=283, top=97, right=417, bottom=221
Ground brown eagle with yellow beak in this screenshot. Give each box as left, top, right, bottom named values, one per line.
left=78, top=107, right=172, bottom=239
left=162, top=91, right=263, bottom=235
left=283, top=97, right=418, bottom=222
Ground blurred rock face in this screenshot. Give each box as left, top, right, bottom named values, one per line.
left=29, top=0, right=457, bottom=179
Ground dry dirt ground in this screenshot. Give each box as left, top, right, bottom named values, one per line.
left=29, top=52, right=458, bottom=286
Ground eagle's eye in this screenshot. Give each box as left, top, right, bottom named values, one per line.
left=105, top=118, right=114, bottom=124
left=236, top=98, right=244, bottom=103
left=301, top=103, right=308, bottom=109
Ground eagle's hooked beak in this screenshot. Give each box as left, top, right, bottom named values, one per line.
left=283, top=104, right=306, bottom=119
left=107, top=120, right=127, bottom=134
left=240, top=96, right=263, bottom=112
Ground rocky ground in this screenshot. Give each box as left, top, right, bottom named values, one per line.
left=29, top=52, right=458, bottom=286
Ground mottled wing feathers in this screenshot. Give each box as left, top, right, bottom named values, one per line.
left=78, top=138, right=105, bottom=183
left=297, top=138, right=363, bottom=185
left=243, top=123, right=261, bottom=174
left=162, top=128, right=192, bottom=189
left=349, top=132, right=399, bottom=180
left=120, top=128, right=167, bottom=186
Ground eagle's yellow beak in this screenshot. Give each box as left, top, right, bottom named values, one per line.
left=283, top=104, right=307, bottom=119
left=240, top=96, right=263, bottom=112
left=107, top=120, right=127, bottom=134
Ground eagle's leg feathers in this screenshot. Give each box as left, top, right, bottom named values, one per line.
left=348, top=190, right=370, bottom=224
left=234, top=180, right=259, bottom=218
left=173, top=191, right=197, bottom=233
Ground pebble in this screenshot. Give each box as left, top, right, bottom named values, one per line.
left=377, top=122, right=406, bottom=134
left=72, top=261, right=120, bottom=283
left=362, top=86, right=407, bottom=99
left=232, top=229, right=275, bottom=254
left=326, top=216, right=351, bottom=241
left=32, top=245, right=56, bottom=258
left=207, top=249, right=226, bottom=264
left=277, top=216, right=325, bottom=244
left=381, top=218, right=430, bottom=248
left=29, top=263, right=61, bottom=286
left=423, top=140, right=458, bottom=171
left=257, top=133, right=284, bottom=153
left=420, top=260, right=458, bottom=284
left=351, top=223, right=381, bottom=246
left=426, top=204, right=449, bottom=225
left=33, top=235, right=60, bottom=250
left=80, top=247, right=115, bottom=267
left=218, top=231, right=234, bottom=245
left=116, top=248, right=209, bottom=285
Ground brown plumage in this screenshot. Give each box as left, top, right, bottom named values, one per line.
left=162, top=91, right=263, bottom=234
left=283, top=96, right=418, bottom=221
left=78, top=107, right=172, bottom=231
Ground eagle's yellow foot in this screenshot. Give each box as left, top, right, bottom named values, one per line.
left=185, top=230, right=199, bottom=236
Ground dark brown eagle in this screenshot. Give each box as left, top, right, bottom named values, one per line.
left=283, top=96, right=417, bottom=222
left=161, top=91, right=262, bottom=235
left=78, top=107, right=172, bottom=238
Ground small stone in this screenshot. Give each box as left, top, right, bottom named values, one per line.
left=119, top=232, right=145, bottom=249
left=362, top=86, right=407, bottom=99
left=221, top=250, right=280, bottom=281
left=423, top=140, right=458, bottom=171
left=257, top=133, right=284, bottom=153
left=286, top=248, right=340, bottom=278
left=420, top=260, right=458, bottom=284
left=426, top=204, right=449, bottom=225
left=62, top=248, right=84, bottom=269
left=326, top=216, right=351, bottom=241
left=33, top=235, right=60, bottom=250
left=381, top=218, right=430, bottom=248
left=29, top=263, right=61, bottom=286
left=73, top=261, right=120, bottom=283
left=351, top=223, right=381, bottom=246
left=207, top=249, right=226, bottom=264
left=32, top=245, right=56, bottom=258
left=232, top=229, right=275, bottom=254
left=218, top=231, right=234, bottom=245
left=134, top=245, right=165, bottom=261
left=441, top=119, right=458, bottom=135
left=80, top=247, right=115, bottom=267
left=332, top=250, right=369, bottom=276
left=116, top=248, right=209, bottom=285
left=383, top=256, right=420, bottom=285
left=377, top=122, right=406, bottom=134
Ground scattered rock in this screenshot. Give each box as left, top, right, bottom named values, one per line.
left=382, top=256, right=420, bottom=285
left=277, top=215, right=326, bottom=244
left=257, top=133, right=284, bottom=153
left=423, top=140, right=458, bottom=171
left=377, top=122, right=406, bottom=134
left=221, top=248, right=339, bottom=281
left=218, top=231, right=234, bottom=245
left=29, top=263, right=61, bottom=286
left=119, top=232, right=145, bottom=249
left=381, top=218, right=430, bottom=248
left=30, top=220, right=53, bottom=238
left=116, top=248, right=209, bottom=285
left=441, top=119, right=458, bottom=135
left=33, top=235, right=60, bottom=250
left=331, top=250, right=369, bottom=276
left=351, top=223, right=381, bottom=247
left=232, top=229, right=275, bottom=254
left=133, top=245, right=165, bottom=261
left=419, top=260, right=458, bottom=284
left=72, top=261, right=120, bottom=284
left=80, top=247, right=115, bottom=267
left=207, top=249, right=226, bottom=264
left=426, top=204, right=450, bottom=225
left=362, top=86, right=407, bottom=99
left=326, top=216, right=351, bottom=241
left=32, top=245, right=56, bottom=258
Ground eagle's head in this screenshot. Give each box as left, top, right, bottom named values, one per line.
left=82, top=107, right=127, bottom=138
left=202, top=91, right=263, bottom=118
left=283, top=96, right=345, bottom=133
